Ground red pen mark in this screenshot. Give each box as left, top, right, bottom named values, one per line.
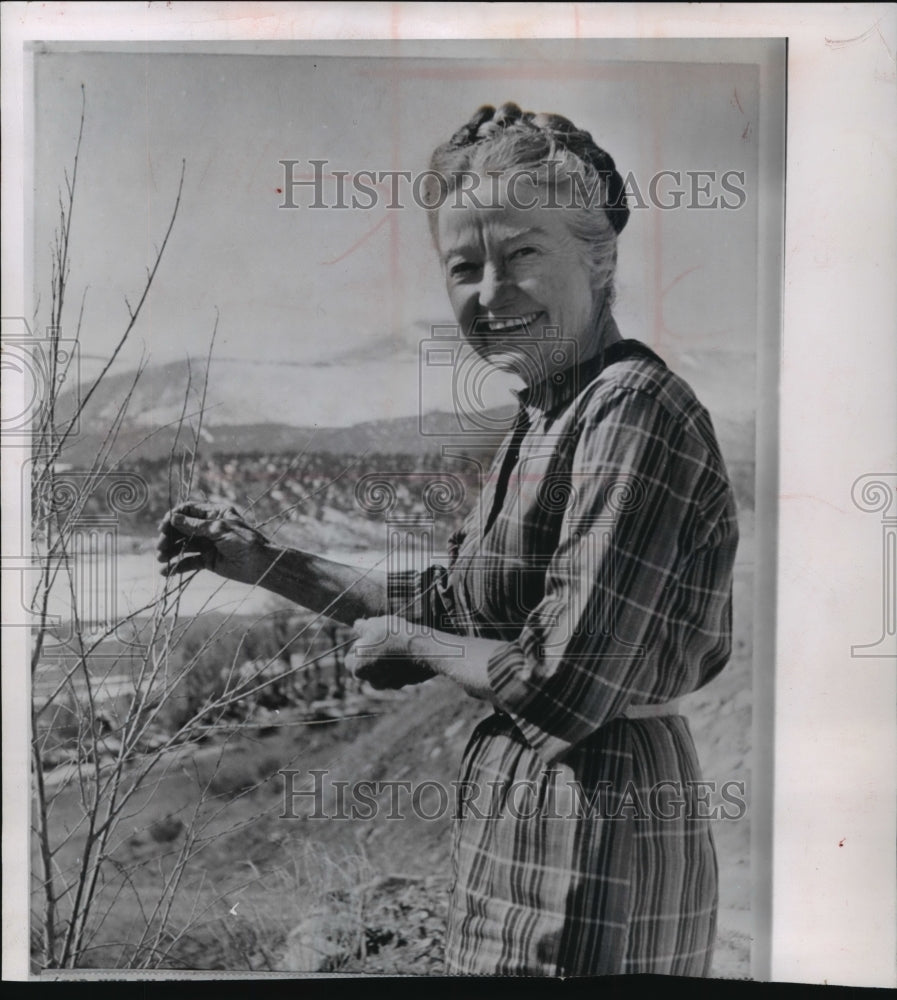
left=280, top=165, right=399, bottom=266
left=778, top=494, right=852, bottom=516
left=662, top=265, right=702, bottom=297
left=838, top=837, right=846, bottom=847
left=322, top=215, right=390, bottom=266
left=732, top=89, right=752, bottom=141
left=825, top=21, right=881, bottom=49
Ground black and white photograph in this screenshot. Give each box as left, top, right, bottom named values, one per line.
left=2, top=3, right=894, bottom=987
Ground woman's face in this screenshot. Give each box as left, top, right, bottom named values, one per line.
left=437, top=174, right=599, bottom=385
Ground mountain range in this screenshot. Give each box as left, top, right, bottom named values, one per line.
left=56, top=356, right=756, bottom=470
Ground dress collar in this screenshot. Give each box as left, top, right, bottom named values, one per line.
left=513, top=338, right=664, bottom=415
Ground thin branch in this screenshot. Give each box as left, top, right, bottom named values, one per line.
left=48, top=159, right=187, bottom=472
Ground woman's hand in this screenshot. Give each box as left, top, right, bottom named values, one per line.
left=347, top=616, right=437, bottom=690
left=155, top=501, right=272, bottom=587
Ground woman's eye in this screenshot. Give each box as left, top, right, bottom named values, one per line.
left=510, top=246, right=537, bottom=260
left=449, top=261, right=478, bottom=278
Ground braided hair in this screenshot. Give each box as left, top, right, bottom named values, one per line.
left=427, top=102, right=628, bottom=301
left=434, top=102, right=629, bottom=235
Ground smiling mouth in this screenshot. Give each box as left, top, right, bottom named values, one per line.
left=475, top=311, right=544, bottom=335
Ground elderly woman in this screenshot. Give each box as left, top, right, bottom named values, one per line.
left=156, top=103, right=739, bottom=976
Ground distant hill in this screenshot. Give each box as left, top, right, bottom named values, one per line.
left=56, top=358, right=516, bottom=465
left=56, top=358, right=755, bottom=471
left=58, top=414, right=518, bottom=467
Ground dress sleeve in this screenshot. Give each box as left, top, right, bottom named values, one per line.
left=387, top=527, right=468, bottom=635
left=485, top=386, right=737, bottom=764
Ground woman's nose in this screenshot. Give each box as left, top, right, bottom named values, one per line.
left=478, top=262, right=512, bottom=311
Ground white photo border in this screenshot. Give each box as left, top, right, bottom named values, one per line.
left=2, top=3, right=895, bottom=988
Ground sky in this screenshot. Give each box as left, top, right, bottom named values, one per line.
left=32, top=42, right=765, bottom=426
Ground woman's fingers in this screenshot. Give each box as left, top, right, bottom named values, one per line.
left=358, top=661, right=397, bottom=690
left=156, top=514, right=207, bottom=564
left=155, top=501, right=268, bottom=584
left=155, top=518, right=185, bottom=563
left=351, top=615, right=395, bottom=642
left=170, top=500, right=222, bottom=519
left=350, top=654, right=425, bottom=689
left=351, top=616, right=382, bottom=643
left=155, top=532, right=205, bottom=563
left=169, top=510, right=221, bottom=536
left=156, top=505, right=225, bottom=575
left=160, top=553, right=207, bottom=577
left=347, top=617, right=423, bottom=687
left=156, top=529, right=212, bottom=572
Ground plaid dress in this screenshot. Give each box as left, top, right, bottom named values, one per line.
left=390, top=339, right=739, bottom=976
